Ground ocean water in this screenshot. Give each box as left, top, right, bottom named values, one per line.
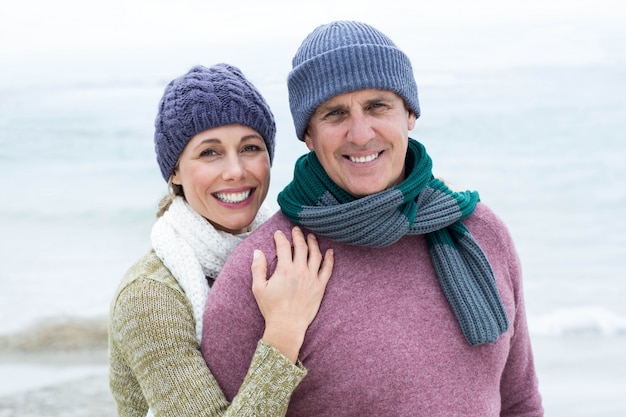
left=1, top=21, right=625, bottom=415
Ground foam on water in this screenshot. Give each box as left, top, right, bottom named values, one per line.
left=529, top=307, right=626, bottom=337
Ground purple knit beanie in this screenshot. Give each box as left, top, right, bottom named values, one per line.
left=154, top=63, right=276, bottom=181
left=288, top=21, right=420, bottom=141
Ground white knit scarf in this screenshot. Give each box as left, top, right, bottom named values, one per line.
left=146, top=197, right=270, bottom=417
left=150, top=196, right=271, bottom=343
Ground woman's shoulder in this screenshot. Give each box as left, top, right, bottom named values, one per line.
left=113, top=250, right=183, bottom=302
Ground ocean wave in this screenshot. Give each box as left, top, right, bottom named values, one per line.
left=0, top=317, right=108, bottom=352
left=528, top=307, right=626, bottom=337
left=0, top=205, right=156, bottom=226
left=2, top=306, right=625, bottom=354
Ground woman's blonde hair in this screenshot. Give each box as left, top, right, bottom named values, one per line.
left=157, top=172, right=185, bottom=218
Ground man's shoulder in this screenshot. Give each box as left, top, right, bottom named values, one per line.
left=466, top=202, right=508, bottom=232
left=219, top=211, right=295, bottom=276
left=465, top=202, right=516, bottom=255
left=257, top=210, right=294, bottom=230
left=244, top=211, right=296, bottom=248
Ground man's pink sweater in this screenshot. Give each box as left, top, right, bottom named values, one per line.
left=201, top=203, right=543, bottom=416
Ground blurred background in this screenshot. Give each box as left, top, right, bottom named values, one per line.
left=0, top=1, right=625, bottom=415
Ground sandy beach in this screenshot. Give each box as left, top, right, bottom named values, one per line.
left=0, top=318, right=116, bottom=417
left=1, top=316, right=625, bottom=417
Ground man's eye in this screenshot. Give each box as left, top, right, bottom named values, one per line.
left=325, top=110, right=344, bottom=118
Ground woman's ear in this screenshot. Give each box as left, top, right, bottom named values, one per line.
left=171, top=170, right=181, bottom=186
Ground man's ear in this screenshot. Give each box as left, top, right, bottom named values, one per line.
left=408, top=111, right=417, bottom=131
left=304, top=131, right=315, bottom=151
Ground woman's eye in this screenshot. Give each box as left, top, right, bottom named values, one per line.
left=200, top=149, right=217, bottom=157
left=242, top=144, right=262, bottom=153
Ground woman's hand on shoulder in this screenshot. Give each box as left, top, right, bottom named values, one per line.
left=251, top=226, right=334, bottom=363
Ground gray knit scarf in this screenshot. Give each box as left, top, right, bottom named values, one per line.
left=277, top=139, right=508, bottom=345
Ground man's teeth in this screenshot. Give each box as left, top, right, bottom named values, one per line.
left=350, top=153, right=380, bottom=163
left=215, top=190, right=250, bottom=203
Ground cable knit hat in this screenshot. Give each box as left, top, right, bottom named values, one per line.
left=288, top=20, right=420, bottom=141
left=155, top=63, right=276, bottom=181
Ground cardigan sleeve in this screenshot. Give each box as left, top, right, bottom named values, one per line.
left=109, top=276, right=306, bottom=417
left=229, top=341, right=307, bottom=415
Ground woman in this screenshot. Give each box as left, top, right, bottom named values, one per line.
left=109, top=64, right=334, bottom=416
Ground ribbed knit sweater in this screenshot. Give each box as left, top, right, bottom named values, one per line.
left=201, top=204, right=543, bottom=416
left=109, top=250, right=306, bottom=417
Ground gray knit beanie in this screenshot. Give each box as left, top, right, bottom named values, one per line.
left=154, top=63, right=276, bottom=181
left=288, top=20, right=420, bottom=141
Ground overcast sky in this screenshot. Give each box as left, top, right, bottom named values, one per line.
left=1, top=0, right=624, bottom=55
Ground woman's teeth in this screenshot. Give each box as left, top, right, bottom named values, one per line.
left=215, top=190, right=250, bottom=203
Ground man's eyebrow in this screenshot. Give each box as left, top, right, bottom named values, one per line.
left=365, top=94, right=395, bottom=104
left=314, top=103, right=345, bottom=116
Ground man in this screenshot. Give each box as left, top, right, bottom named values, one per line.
left=201, top=20, right=543, bottom=416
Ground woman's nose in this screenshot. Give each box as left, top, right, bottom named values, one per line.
left=221, top=155, right=245, bottom=180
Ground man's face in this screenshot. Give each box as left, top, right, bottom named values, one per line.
left=304, top=89, right=416, bottom=198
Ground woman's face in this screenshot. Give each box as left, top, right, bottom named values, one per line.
left=172, top=124, right=271, bottom=234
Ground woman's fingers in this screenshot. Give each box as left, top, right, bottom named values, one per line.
left=305, top=233, right=322, bottom=269
left=251, top=249, right=268, bottom=296
left=253, top=226, right=335, bottom=361
left=318, top=248, right=334, bottom=286
left=255, top=227, right=333, bottom=290
left=290, top=226, right=308, bottom=270
left=272, top=229, right=292, bottom=272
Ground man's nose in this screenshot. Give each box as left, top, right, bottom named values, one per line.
left=345, top=111, right=374, bottom=145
